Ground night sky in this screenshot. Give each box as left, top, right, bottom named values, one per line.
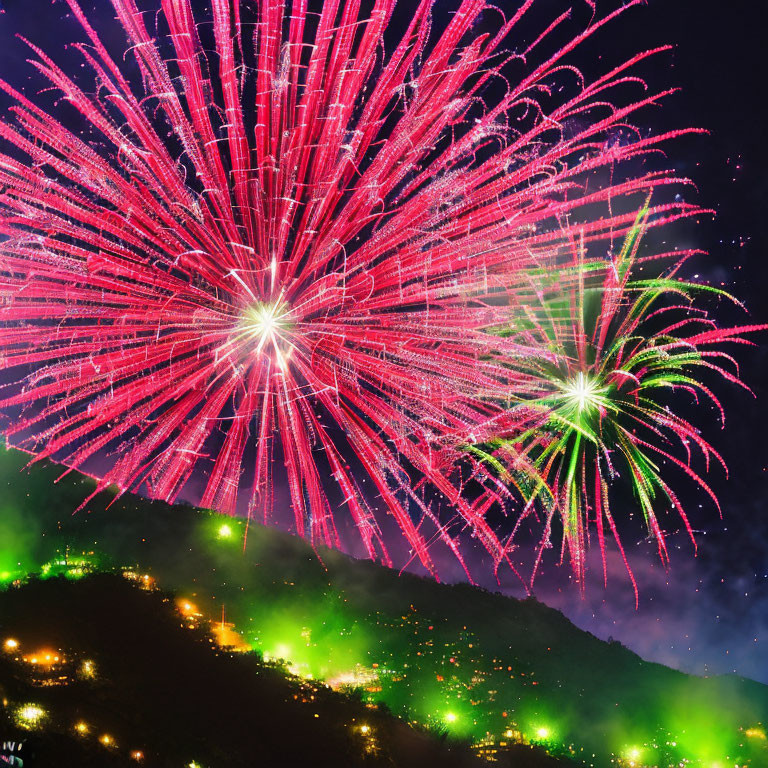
left=0, top=0, right=766, bottom=684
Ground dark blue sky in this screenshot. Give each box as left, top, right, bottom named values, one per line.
left=0, top=0, right=765, bottom=683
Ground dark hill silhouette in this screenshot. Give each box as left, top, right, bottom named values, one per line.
left=1, top=574, right=513, bottom=767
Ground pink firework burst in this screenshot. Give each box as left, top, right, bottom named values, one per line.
left=0, top=0, right=704, bottom=581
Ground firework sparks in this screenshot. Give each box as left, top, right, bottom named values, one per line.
left=0, top=0, right=734, bottom=584
left=468, top=207, right=765, bottom=599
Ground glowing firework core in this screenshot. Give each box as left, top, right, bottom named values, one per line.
left=241, top=301, right=291, bottom=353
left=563, top=373, right=604, bottom=413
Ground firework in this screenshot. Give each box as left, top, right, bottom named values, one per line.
left=467, top=207, right=765, bottom=599
left=0, top=0, right=717, bottom=580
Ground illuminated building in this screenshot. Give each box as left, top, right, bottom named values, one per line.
left=122, top=569, right=156, bottom=591
left=328, top=666, right=379, bottom=691
left=19, top=648, right=73, bottom=687
left=177, top=598, right=204, bottom=629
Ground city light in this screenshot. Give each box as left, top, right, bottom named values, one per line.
left=177, top=599, right=201, bottom=618
left=131, top=750, right=145, bottom=762
left=328, top=667, right=378, bottom=690
left=74, top=721, right=90, bottom=735
left=122, top=570, right=156, bottom=590
left=444, top=712, right=458, bottom=724
left=535, top=726, right=551, bottom=740
left=217, top=524, right=233, bottom=539
left=81, top=660, right=96, bottom=678
left=15, top=704, right=46, bottom=729
left=358, top=722, right=379, bottom=756
left=4, top=638, right=18, bottom=651
left=624, top=746, right=643, bottom=765
left=25, top=649, right=60, bottom=666
left=100, top=734, right=116, bottom=747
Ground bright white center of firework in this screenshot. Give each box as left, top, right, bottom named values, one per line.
left=244, top=302, right=285, bottom=341
left=563, top=372, right=600, bottom=411
left=242, top=301, right=290, bottom=353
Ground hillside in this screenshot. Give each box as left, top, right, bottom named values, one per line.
left=2, top=574, right=563, bottom=768
left=1, top=447, right=767, bottom=766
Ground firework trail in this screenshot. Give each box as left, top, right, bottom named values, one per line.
left=0, top=0, right=742, bottom=585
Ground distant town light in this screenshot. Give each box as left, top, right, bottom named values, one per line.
left=26, top=649, right=60, bottom=666
left=535, top=726, right=551, bottom=740
left=218, top=524, right=233, bottom=539
left=100, top=734, right=115, bottom=747
left=81, top=660, right=96, bottom=678
left=178, top=599, right=199, bottom=617
left=16, top=704, right=46, bottom=729
left=4, top=638, right=18, bottom=651
left=444, top=712, right=458, bottom=724
left=74, top=721, right=90, bottom=735
left=131, top=750, right=145, bottom=762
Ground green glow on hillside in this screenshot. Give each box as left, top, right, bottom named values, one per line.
left=1, top=448, right=767, bottom=768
